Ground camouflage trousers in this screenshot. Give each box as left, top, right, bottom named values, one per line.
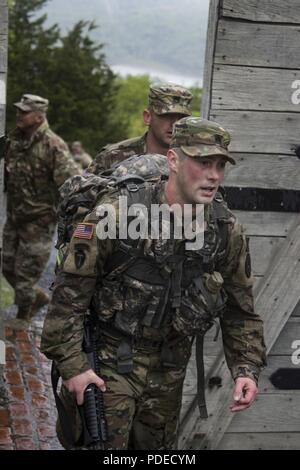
left=57, top=332, right=193, bottom=450
left=2, top=215, right=56, bottom=310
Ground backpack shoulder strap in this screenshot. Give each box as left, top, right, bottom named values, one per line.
left=212, top=192, right=236, bottom=254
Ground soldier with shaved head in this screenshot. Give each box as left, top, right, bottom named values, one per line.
left=88, top=83, right=193, bottom=175
left=41, top=117, right=266, bottom=450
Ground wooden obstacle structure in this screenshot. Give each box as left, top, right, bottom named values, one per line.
left=179, top=0, right=300, bottom=450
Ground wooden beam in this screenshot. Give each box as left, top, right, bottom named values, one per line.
left=201, top=0, right=220, bottom=119
left=178, top=216, right=300, bottom=449
left=222, top=0, right=300, bottom=24
left=233, top=211, right=298, bottom=237
left=0, top=1, right=8, bottom=36
left=0, top=34, right=8, bottom=73
left=224, top=154, right=300, bottom=190
left=267, top=317, right=300, bottom=355
left=258, top=354, right=300, bottom=393
left=292, top=299, right=300, bottom=317
left=225, top=187, right=300, bottom=212
left=210, top=110, right=300, bottom=155
left=212, top=66, right=300, bottom=112
left=0, top=74, right=6, bottom=107
left=218, top=432, right=300, bottom=450
left=0, top=3, right=7, bottom=251
left=215, top=19, right=300, bottom=69
left=249, top=236, right=283, bottom=276
left=227, top=393, right=300, bottom=432
left=0, top=104, right=4, bottom=136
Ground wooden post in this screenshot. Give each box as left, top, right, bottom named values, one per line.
left=201, top=0, right=220, bottom=118
left=0, top=1, right=8, bottom=370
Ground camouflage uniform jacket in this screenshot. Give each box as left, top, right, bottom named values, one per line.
left=88, top=133, right=147, bottom=174
left=41, top=181, right=266, bottom=383
left=5, top=120, right=79, bottom=223
left=72, top=151, right=93, bottom=171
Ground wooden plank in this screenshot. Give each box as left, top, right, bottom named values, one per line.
left=0, top=105, right=4, bottom=136
left=227, top=394, right=300, bottom=432
left=254, top=225, right=300, bottom=346
left=292, top=299, right=300, bottom=317
left=224, top=154, right=300, bottom=190
left=179, top=219, right=300, bottom=449
left=0, top=17, right=8, bottom=38
left=259, top=355, right=300, bottom=393
left=270, top=318, right=300, bottom=355
left=209, top=111, right=300, bottom=155
left=0, top=104, right=4, bottom=136
left=249, top=236, right=283, bottom=277
left=201, top=0, right=220, bottom=119
left=215, top=19, right=300, bottom=69
left=218, top=432, right=300, bottom=450
left=222, top=0, right=300, bottom=24
left=0, top=74, right=6, bottom=106
left=212, top=66, right=300, bottom=112
left=233, top=211, right=298, bottom=237
left=0, top=20, right=8, bottom=36
left=0, top=34, right=8, bottom=73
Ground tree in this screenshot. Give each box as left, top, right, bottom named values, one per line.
left=112, top=75, right=150, bottom=139
left=7, top=0, right=126, bottom=154
left=48, top=21, right=123, bottom=153
left=7, top=0, right=59, bottom=130
left=190, top=86, right=202, bottom=116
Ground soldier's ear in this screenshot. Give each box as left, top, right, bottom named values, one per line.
left=143, top=109, right=151, bottom=127
left=167, top=149, right=180, bottom=173
left=34, top=111, right=45, bottom=125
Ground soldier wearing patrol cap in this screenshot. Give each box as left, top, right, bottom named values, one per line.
left=2, top=93, right=79, bottom=322
left=41, top=116, right=266, bottom=450
left=88, top=83, right=193, bottom=174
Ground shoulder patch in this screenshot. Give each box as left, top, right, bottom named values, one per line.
left=74, top=223, right=94, bottom=239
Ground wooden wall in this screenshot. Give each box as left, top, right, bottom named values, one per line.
left=179, top=0, right=300, bottom=450
left=0, top=0, right=8, bottom=254
left=0, top=1, right=8, bottom=369
left=202, top=0, right=300, bottom=191
left=218, top=311, right=300, bottom=450
left=0, top=0, right=7, bottom=136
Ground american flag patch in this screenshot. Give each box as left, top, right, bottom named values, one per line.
left=73, top=223, right=94, bottom=240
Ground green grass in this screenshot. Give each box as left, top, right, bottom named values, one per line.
left=0, top=276, right=14, bottom=309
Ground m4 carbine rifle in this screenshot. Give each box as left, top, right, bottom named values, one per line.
left=51, top=313, right=108, bottom=449
left=82, top=313, right=108, bottom=449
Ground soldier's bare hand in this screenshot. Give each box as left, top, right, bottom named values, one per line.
left=230, top=377, right=258, bottom=412
left=63, top=369, right=106, bottom=405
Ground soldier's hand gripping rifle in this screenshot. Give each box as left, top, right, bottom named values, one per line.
left=81, top=313, right=108, bottom=450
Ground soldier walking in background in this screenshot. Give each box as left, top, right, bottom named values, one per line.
left=88, top=83, right=193, bottom=174
left=41, top=117, right=266, bottom=450
left=2, top=94, right=79, bottom=321
left=70, top=141, right=92, bottom=171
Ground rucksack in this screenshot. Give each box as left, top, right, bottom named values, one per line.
left=56, top=153, right=170, bottom=250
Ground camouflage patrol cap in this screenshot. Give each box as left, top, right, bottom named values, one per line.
left=171, top=117, right=235, bottom=164
left=14, top=94, right=49, bottom=113
left=112, top=154, right=169, bottom=180
left=148, top=83, right=192, bottom=116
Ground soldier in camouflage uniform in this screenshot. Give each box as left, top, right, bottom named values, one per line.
left=41, top=117, right=266, bottom=450
left=3, top=94, right=79, bottom=321
left=70, top=141, right=93, bottom=171
left=88, top=83, right=193, bottom=174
